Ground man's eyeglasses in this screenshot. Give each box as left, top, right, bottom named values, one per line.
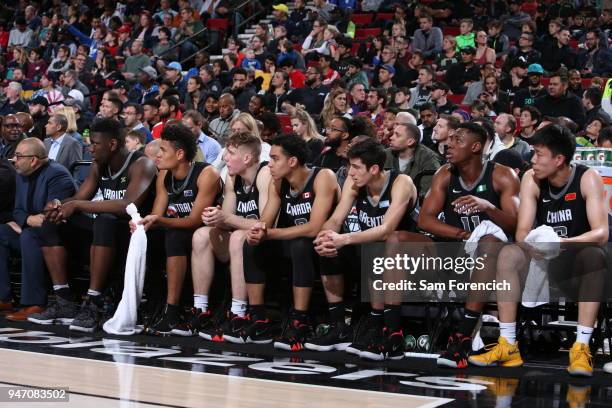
left=325, top=126, right=345, bottom=133
left=13, top=154, right=44, bottom=160
left=3, top=123, right=21, bottom=128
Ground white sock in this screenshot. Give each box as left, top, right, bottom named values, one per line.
left=499, top=322, right=517, bottom=345
left=576, top=325, right=593, bottom=344
left=53, top=284, right=69, bottom=291
left=231, top=299, right=247, bottom=317
left=194, top=294, right=208, bottom=312
left=87, top=289, right=101, bottom=297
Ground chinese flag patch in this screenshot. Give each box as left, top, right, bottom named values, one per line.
left=303, top=192, right=311, bottom=199
left=565, top=192, right=577, bottom=201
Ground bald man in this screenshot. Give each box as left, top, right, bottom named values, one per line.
left=209, top=93, right=239, bottom=143
left=1, top=138, right=76, bottom=321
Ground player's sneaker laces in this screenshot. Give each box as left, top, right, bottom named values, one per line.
left=27, top=296, right=79, bottom=325
left=567, top=342, right=593, bottom=377
left=274, top=319, right=313, bottom=351
left=69, top=300, right=102, bottom=333
left=221, top=313, right=252, bottom=342
left=437, top=332, right=472, bottom=368
left=468, top=336, right=524, bottom=367
left=304, top=322, right=353, bottom=351
left=345, top=314, right=382, bottom=355
left=224, top=317, right=274, bottom=344
left=359, top=327, right=405, bottom=361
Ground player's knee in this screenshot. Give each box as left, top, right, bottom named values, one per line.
left=229, top=230, right=247, bottom=254
left=288, top=237, right=313, bottom=257
left=498, top=244, right=527, bottom=270
left=192, top=226, right=212, bottom=249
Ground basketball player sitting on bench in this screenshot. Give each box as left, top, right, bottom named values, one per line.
left=469, top=124, right=608, bottom=377
left=131, top=123, right=222, bottom=336
left=418, top=122, right=520, bottom=368
left=227, top=136, right=340, bottom=351
left=178, top=131, right=271, bottom=341
left=309, top=137, right=419, bottom=361
left=37, top=118, right=157, bottom=333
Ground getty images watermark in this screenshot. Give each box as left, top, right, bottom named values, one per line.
left=359, top=242, right=612, bottom=303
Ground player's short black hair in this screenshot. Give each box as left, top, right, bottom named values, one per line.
left=347, top=138, right=386, bottom=170
left=90, top=118, right=124, bottom=144
left=530, top=124, right=576, bottom=165
left=271, top=135, right=309, bottom=166
left=161, top=123, right=198, bottom=162
left=458, top=122, right=488, bottom=145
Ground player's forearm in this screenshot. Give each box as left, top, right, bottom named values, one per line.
left=74, top=200, right=131, bottom=216
left=224, top=213, right=259, bottom=230
left=267, top=223, right=320, bottom=240
left=561, top=227, right=608, bottom=246
left=418, top=216, right=466, bottom=240
left=156, top=216, right=202, bottom=230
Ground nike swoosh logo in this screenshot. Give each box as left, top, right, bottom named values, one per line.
left=255, top=330, right=268, bottom=336
left=543, top=199, right=551, bottom=202
left=452, top=189, right=462, bottom=193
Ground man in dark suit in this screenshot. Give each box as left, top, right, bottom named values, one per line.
left=1, top=138, right=76, bottom=321
left=43, top=113, right=83, bottom=171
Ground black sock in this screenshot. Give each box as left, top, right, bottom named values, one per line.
left=384, top=304, right=402, bottom=332
left=249, top=304, right=266, bottom=322
left=55, top=287, right=75, bottom=302
left=457, top=309, right=481, bottom=338
left=328, top=301, right=345, bottom=324
left=370, top=308, right=384, bottom=326
left=291, top=308, right=308, bottom=323
left=88, top=294, right=104, bottom=307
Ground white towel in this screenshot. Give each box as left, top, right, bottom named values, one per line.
left=464, top=220, right=508, bottom=257
left=103, top=204, right=147, bottom=335
left=521, top=225, right=561, bottom=308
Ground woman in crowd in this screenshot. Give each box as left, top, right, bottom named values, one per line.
left=290, top=108, right=325, bottom=163
left=202, top=93, right=220, bottom=123
left=434, top=36, right=458, bottom=75
left=479, top=74, right=510, bottom=115
left=185, top=75, right=206, bottom=113
left=265, top=71, right=290, bottom=113
left=474, top=31, right=496, bottom=65
left=320, top=88, right=350, bottom=129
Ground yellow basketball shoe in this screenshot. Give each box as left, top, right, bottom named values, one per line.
left=567, top=342, right=593, bottom=377
left=468, top=336, right=524, bottom=367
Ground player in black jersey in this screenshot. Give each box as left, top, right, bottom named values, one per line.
left=40, top=118, right=157, bottom=333
left=233, top=135, right=340, bottom=350
left=126, top=123, right=222, bottom=336
left=186, top=132, right=271, bottom=341
left=418, top=122, right=520, bottom=368
left=308, top=138, right=418, bottom=360
left=473, top=125, right=608, bottom=377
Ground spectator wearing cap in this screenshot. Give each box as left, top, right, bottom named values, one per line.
left=135, top=66, right=160, bottom=103
left=112, top=81, right=130, bottom=105
left=514, top=63, right=547, bottom=109
left=344, top=57, right=368, bottom=91
left=375, top=45, right=410, bottom=88
left=123, top=103, right=153, bottom=144
left=578, top=29, right=612, bottom=77
left=164, top=61, right=188, bottom=101
left=43, top=113, right=82, bottom=170
left=444, top=46, right=480, bottom=94
left=535, top=73, right=586, bottom=129
left=122, top=40, right=151, bottom=81
left=503, top=32, right=541, bottom=72
left=27, top=97, right=50, bottom=140
left=0, top=82, right=28, bottom=116
left=500, top=57, right=529, bottom=98
left=430, top=82, right=457, bottom=115
left=409, top=65, right=434, bottom=108
left=539, top=27, right=576, bottom=74
left=8, top=17, right=34, bottom=49
left=412, top=14, right=443, bottom=60
left=378, top=64, right=395, bottom=90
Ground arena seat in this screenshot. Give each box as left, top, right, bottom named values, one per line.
left=277, top=113, right=293, bottom=134
left=442, top=27, right=460, bottom=37
left=354, top=28, right=382, bottom=40
left=375, top=13, right=394, bottom=21
left=351, top=14, right=373, bottom=26
left=206, top=18, right=229, bottom=32
left=447, top=94, right=465, bottom=105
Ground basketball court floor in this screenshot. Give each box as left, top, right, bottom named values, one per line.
left=0, top=317, right=610, bottom=407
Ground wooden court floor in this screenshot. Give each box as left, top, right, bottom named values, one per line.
left=0, top=348, right=452, bottom=408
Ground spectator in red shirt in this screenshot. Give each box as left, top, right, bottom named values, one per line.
left=280, top=59, right=305, bottom=89
left=319, top=54, right=340, bottom=86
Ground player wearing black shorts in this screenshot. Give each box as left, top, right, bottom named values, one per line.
left=472, top=124, right=608, bottom=377
left=37, top=118, right=157, bottom=333
left=226, top=136, right=340, bottom=350
left=308, top=137, right=418, bottom=361
left=418, top=122, right=520, bottom=368
left=131, top=123, right=221, bottom=336
left=184, top=132, right=271, bottom=341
